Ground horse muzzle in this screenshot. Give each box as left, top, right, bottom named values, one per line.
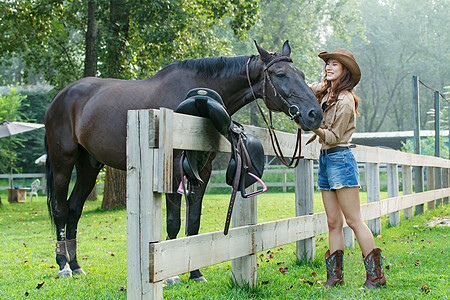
left=292, top=106, right=323, bottom=131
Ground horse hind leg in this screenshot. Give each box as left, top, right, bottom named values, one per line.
left=65, top=148, right=103, bottom=276
left=48, top=151, right=77, bottom=277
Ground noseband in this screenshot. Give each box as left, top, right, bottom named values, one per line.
left=246, top=56, right=303, bottom=168
left=263, top=56, right=301, bottom=121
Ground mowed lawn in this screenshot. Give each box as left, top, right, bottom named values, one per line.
left=0, top=190, right=449, bottom=299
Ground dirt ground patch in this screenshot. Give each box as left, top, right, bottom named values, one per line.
left=426, top=216, right=450, bottom=227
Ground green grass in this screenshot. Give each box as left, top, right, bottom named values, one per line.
left=0, top=189, right=449, bottom=299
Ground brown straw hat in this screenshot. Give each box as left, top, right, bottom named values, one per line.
left=318, top=48, right=361, bottom=86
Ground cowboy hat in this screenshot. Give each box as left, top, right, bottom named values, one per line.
left=318, top=48, right=361, bottom=86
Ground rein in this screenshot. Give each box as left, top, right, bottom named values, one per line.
left=246, top=57, right=303, bottom=168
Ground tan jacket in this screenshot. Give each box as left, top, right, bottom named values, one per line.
left=309, top=83, right=356, bottom=149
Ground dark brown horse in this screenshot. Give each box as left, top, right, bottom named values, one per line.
left=44, top=41, right=322, bottom=281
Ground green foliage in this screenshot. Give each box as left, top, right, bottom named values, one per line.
left=0, top=86, right=29, bottom=174
left=16, top=91, right=52, bottom=173
left=236, top=0, right=363, bottom=79
left=1, top=0, right=260, bottom=85
left=1, top=1, right=86, bottom=89
left=347, top=0, right=449, bottom=132
left=401, top=136, right=450, bottom=159
left=0, top=85, right=27, bottom=122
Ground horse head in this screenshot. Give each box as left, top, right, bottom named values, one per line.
left=253, top=40, right=322, bottom=131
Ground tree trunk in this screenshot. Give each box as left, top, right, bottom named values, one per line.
left=86, top=185, right=98, bottom=201
left=101, top=166, right=126, bottom=209
left=84, top=0, right=98, bottom=77
left=105, top=0, right=130, bottom=78
left=83, top=0, right=99, bottom=201
left=100, top=0, right=130, bottom=209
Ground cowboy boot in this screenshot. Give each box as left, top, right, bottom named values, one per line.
left=363, top=248, right=386, bottom=289
left=324, top=249, right=344, bottom=288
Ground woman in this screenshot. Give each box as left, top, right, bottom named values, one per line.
left=306, top=48, right=386, bottom=289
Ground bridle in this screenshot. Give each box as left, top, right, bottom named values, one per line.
left=246, top=56, right=303, bottom=168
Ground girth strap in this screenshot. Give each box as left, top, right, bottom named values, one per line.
left=223, top=134, right=244, bottom=235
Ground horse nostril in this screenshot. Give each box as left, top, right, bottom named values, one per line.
left=308, top=108, right=321, bottom=119
left=308, top=108, right=323, bottom=127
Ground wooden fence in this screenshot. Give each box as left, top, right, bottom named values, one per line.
left=126, top=108, right=450, bottom=299
left=0, top=173, right=46, bottom=191
left=208, top=164, right=428, bottom=192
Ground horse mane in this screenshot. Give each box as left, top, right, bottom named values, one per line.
left=164, top=55, right=258, bottom=79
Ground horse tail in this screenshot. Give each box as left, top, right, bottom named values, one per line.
left=45, top=135, right=56, bottom=224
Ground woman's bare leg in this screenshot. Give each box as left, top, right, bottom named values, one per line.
left=335, top=187, right=375, bottom=256
left=322, top=190, right=345, bottom=252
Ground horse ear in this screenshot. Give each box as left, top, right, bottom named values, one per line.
left=254, top=40, right=271, bottom=63
left=282, top=40, right=291, bottom=57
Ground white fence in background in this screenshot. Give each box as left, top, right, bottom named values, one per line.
left=0, top=173, right=46, bottom=191
left=126, top=108, right=450, bottom=300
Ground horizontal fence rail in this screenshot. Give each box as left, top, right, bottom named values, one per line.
left=0, top=173, right=46, bottom=191
left=207, top=165, right=434, bottom=192
left=126, top=108, right=450, bottom=300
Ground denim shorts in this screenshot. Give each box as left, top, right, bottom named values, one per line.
left=317, top=148, right=360, bottom=191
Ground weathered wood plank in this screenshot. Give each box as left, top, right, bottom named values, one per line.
left=158, top=108, right=173, bottom=193
left=427, top=167, right=436, bottom=210
left=231, top=186, right=257, bottom=288
left=367, top=163, right=381, bottom=235
left=387, top=164, right=400, bottom=226
left=127, top=110, right=163, bottom=300
left=295, top=159, right=316, bottom=261
left=443, top=168, right=449, bottom=205
left=414, top=166, right=425, bottom=215
left=402, top=165, right=414, bottom=219
left=148, top=188, right=450, bottom=282
left=127, top=110, right=142, bottom=300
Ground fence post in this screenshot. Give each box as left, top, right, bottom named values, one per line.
left=343, top=226, right=355, bottom=249
left=435, top=167, right=442, bottom=206
left=444, top=168, right=450, bottom=205
left=414, top=166, right=425, bottom=215
left=427, top=167, right=436, bottom=210
left=367, top=162, right=381, bottom=235
left=295, top=159, right=315, bottom=262
left=387, top=163, right=400, bottom=226
left=402, top=165, right=414, bottom=219
left=412, top=76, right=424, bottom=215
left=434, top=90, right=443, bottom=207
left=127, top=110, right=164, bottom=300
left=232, top=185, right=257, bottom=288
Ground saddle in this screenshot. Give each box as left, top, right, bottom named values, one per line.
left=175, top=88, right=266, bottom=235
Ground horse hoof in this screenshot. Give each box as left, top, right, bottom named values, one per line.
left=57, top=263, right=73, bottom=278
left=164, top=276, right=181, bottom=285
left=72, top=268, right=86, bottom=275
left=190, top=276, right=207, bottom=283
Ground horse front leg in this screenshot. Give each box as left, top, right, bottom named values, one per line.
left=187, top=153, right=216, bottom=282
left=164, top=192, right=183, bottom=285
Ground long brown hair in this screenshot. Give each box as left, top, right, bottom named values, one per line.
left=316, top=64, right=360, bottom=115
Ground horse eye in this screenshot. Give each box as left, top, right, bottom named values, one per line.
left=276, top=73, right=286, bottom=78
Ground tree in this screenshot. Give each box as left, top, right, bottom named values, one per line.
left=346, top=0, right=449, bottom=132
left=229, top=0, right=362, bottom=133
left=0, top=86, right=28, bottom=174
